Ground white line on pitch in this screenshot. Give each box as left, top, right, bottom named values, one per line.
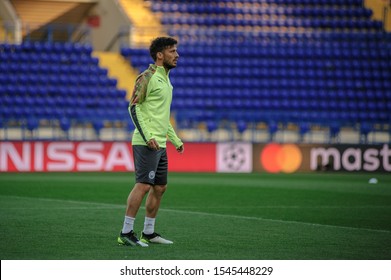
left=1, top=195, right=390, bottom=234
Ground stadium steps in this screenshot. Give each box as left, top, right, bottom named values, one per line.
left=118, top=0, right=165, bottom=47
left=365, top=0, right=390, bottom=32
left=93, top=51, right=138, bottom=100
left=0, top=18, right=6, bottom=41
left=10, top=0, right=95, bottom=41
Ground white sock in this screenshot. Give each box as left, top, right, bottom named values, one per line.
left=122, top=216, right=135, bottom=234
left=143, top=217, right=155, bottom=235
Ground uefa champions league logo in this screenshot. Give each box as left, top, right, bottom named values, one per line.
left=222, top=144, right=247, bottom=171
left=217, top=143, right=252, bottom=173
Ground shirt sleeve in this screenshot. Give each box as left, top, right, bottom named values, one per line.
left=128, top=75, right=152, bottom=143
left=130, top=74, right=148, bottom=105
left=167, top=122, right=183, bottom=148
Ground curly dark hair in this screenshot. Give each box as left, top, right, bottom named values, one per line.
left=149, top=37, right=178, bottom=61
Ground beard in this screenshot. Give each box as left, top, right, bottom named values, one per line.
left=163, top=59, right=176, bottom=70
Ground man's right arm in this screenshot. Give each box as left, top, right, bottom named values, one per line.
left=129, top=75, right=153, bottom=144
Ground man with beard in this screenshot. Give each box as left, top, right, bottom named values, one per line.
left=118, top=37, right=184, bottom=247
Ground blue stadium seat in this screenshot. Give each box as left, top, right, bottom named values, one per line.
left=0, top=40, right=126, bottom=133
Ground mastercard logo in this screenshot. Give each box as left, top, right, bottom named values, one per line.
left=260, top=143, right=302, bottom=173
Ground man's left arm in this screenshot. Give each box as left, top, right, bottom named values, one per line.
left=167, top=122, right=184, bottom=153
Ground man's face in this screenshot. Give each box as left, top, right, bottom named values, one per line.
left=161, top=45, right=179, bottom=70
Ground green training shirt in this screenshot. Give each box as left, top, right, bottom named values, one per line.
left=128, top=64, right=183, bottom=149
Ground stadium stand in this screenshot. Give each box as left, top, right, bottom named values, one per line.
left=121, top=0, right=391, bottom=143
left=0, top=41, right=129, bottom=139
left=0, top=0, right=390, bottom=143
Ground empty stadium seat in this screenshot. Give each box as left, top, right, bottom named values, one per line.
left=118, top=0, right=391, bottom=139
left=0, top=41, right=126, bottom=135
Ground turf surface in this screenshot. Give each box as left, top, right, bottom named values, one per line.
left=0, top=172, right=390, bottom=260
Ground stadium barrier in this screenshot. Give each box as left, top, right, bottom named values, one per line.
left=0, top=141, right=390, bottom=173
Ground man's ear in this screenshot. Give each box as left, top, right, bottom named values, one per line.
left=157, top=52, right=163, bottom=60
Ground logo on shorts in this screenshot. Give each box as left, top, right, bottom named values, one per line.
left=148, top=171, right=155, bottom=180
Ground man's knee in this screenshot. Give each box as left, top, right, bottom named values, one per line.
left=135, top=183, right=152, bottom=195
left=154, top=184, right=167, bottom=196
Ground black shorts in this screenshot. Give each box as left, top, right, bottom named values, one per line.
left=132, top=145, right=168, bottom=186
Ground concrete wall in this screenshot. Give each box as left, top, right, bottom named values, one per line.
left=0, top=0, right=22, bottom=43
left=83, top=0, right=131, bottom=51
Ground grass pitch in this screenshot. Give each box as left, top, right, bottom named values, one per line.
left=0, top=172, right=390, bottom=260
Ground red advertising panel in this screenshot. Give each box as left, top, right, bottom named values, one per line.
left=2, top=142, right=388, bottom=173
left=167, top=142, right=216, bottom=172
left=0, top=142, right=134, bottom=172
left=0, top=141, right=217, bottom=172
